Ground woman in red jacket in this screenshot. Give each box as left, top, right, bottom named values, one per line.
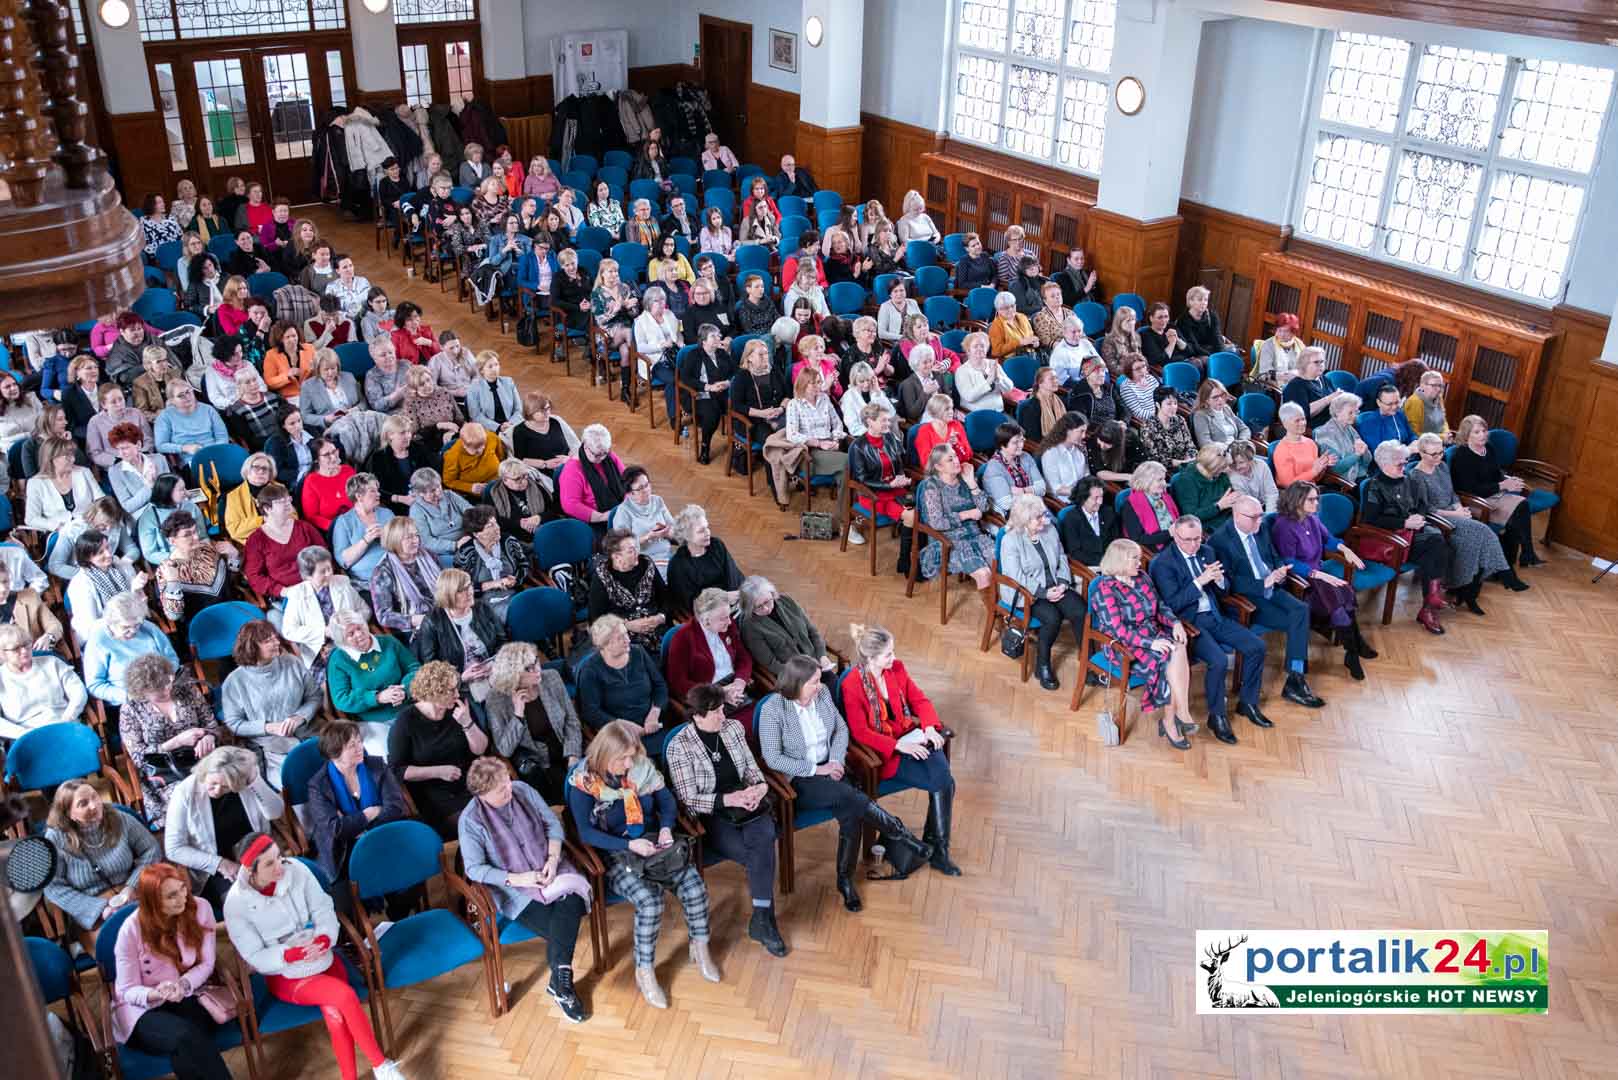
left=389, top=301, right=441, bottom=365
left=666, top=588, right=756, bottom=734
left=839, top=623, right=960, bottom=875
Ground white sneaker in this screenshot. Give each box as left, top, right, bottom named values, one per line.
left=848, top=527, right=866, bottom=546
left=373, top=1060, right=407, bottom=1080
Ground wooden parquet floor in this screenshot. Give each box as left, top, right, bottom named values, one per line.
left=255, top=209, right=1618, bottom=1079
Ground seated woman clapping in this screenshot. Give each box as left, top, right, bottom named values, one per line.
left=411, top=568, right=508, bottom=701
left=304, top=718, right=409, bottom=890
left=567, top=719, right=718, bottom=1008
left=840, top=624, right=960, bottom=875
left=110, top=863, right=237, bottom=1080
left=164, top=745, right=285, bottom=915
left=388, top=660, right=487, bottom=839
left=486, top=642, right=582, bottom=804
left=44, top=780, right=159, bottom=934
left=224, top=833, right=407, bottom=1080
left=736, top=575, right=837, bottom=679
left=220, top=620, right=320, bottom=787
left=1090, top=539, right=1200, bottom=751
left=666, top=683, right=786, bottom=957
left=0, top=623, right=87, bottom=741
left=667, top=588, right=756, bottom=734
left=459, top=756, right=592, bottom=1023
left=757, top=656, right=932, bottom=914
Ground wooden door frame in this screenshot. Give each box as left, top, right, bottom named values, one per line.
left=397, top=26, right=485, bottom=108
left=699, top=15, right=751, bottom=159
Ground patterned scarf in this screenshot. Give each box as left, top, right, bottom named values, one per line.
left=1003, top=452, right=1030, bottom=489
left=858, top=666, right=896, bottom=739
left=569, top=756, right=664, bottom=835
left=84, top=563, right=132, bottom=606
left=470, top=786, right=592, bottom=907
left=384, top=551, right=440, bottom=616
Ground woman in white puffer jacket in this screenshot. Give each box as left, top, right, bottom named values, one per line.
left=224, top=832, right=407, bottom=1080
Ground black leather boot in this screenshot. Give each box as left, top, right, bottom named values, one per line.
left=748, top=906, right=788, bottom=957
left=835, top=832, right=863, bottom=912
left=1348, top=622, right=1378, bottom=659
left=923, top=786, right=962, bottom=876
left=862, top=801, right=933, bottom=865
left=896, top=527, right=915, bottom=576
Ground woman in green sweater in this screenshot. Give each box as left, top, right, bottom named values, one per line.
left=325, top=608, right=420, bottom=754
left=1171, top=444, right=1238, bottom=532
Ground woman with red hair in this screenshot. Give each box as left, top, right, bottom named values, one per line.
left=1256, top=312, right=1305, bottom=385
left=112, top=863, right=235, bottom=1080
left=225, top=832, right=407, bottom=1080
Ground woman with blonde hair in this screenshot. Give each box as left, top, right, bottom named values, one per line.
left=567, top=718, right=717, bottom=1007
left=1100, top=305, right=1146, bottom=380
left=164, top=744, right=284, bottom=910
left=592, top=257, right=640, bottom=395
left=1119, top=460, right=1181, bottom=553
left=1171, top=442, right=1239, bottom=531
left=398, top=365, right=460, bottom=452
left=367, top=516, right=439, bottom=638
left=1090, top=538, right=1200, bottom=750
left=486, top=642, right=581, bottom=802
left=956, top=331, right=1020, bottom=414
left=895, top=188, right=941, bottom=245
left=409, top=568, right=507, bottom=700
left=768, top=365, right=847, bottom=512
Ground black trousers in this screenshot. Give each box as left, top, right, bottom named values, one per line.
left=701, top=811, right=778, bottom=902
left=1030, top=590, right=1087, bottom=666
left=1410, top=528, right=1451, bottom=585
left=790, top=774, right=871, bottom=840
left=128, top=998, right=232, bottom=1080
left=692, top=396, right=725, bottom=454
left=514, top=893, right=588, bottom=971
left=1500, top=502, right=1534, bottom=564
left=198, top=873, right=232, bottom=920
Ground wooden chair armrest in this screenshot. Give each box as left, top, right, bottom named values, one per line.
left=760, top=767, right=798, bottom=804
left=1068, top=559, right=1097, bottom=585
left=1511, top=458, right=1567, bottom=485
left=437, top=851, right=487, bottom=914
left=1423, top=513, right=1455, bottom=538
left=107, top=753, right=141, bottom=810
left=992, top=572, right=1038, bottom=627
left=1456, top=492, right=1493, bottom=521
left=1319, top=473, right=1356, bottom=495
left=1221, top=594, right=1256, bottom=623
left=844, top=742, right=883, bottom=774
left=560, top=838, right=598, bottom=876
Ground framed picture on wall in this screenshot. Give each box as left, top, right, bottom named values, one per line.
left=769, top=28, right=797, bottom=74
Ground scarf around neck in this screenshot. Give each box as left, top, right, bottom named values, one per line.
left=577, top=446, right=624, bottom=512
left=470, top=786, right=592, bottom=906
left=384, top=551, right=440, bottom=616
left=569, top=757, right=664, bottom=837
left=326, top=759, right=378, bottom=816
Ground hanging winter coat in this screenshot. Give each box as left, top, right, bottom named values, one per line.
left=379, top=106, right=424, bottom=170
left=460, top=100, right=508, bottom=153
left=428, top=104, right=465, bottom=177
left=310, top=112, right=353, bottom=204
left=409, top=105, right=438, bottom=185
left=343, top=107, right=394, bottom=180
left=616, top=89, right=655, bottom=146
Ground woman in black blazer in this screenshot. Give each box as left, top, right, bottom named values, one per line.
left=1059, top=477, right=1115, bottom=569
left=263, top=408, right=317, bottom=500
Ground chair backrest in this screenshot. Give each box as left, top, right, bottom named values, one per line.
left=144, top=264, right=168, bottom=288
left=703, top=188, right=736, bottom=216
left=1114, top=488, right=1131, bottom=515
left=940, top=328, right=968, bottom=355
left=733, top=243, right=770, bottom=274
left=610, top=242, right=649, bottom=278
left=247, top=271, right=288, bottom=297
left=872, top=273, right=899, bottom=301
left=4, top=722, right=102, bottom=789
left=189, top=443, right=251, bottom=492
left=659, top=623, right=680, bottom=665
left=905, top=240, right=939, bottom=270
left=737, top=163, right=766, bottom=184
left=602, top=149, right=633, bottom=170
left=669, top=156, right=698, bottom=176
left=1207, top=350, right=1244, bottom=388
left=1323, top=369, right=1358, bottom=393
left=154, top=240, right=184, bottom=271
left=827, top=281, right=867, bottom=316
left=279, top=738, right=324, bottom=809
left=701, top=169, right=732, bottom=191
left=816, top=208, right=841, bottom=231
left=596, top=165, right=628, bottom=188
left=506, top=586, right=575, bottom=646
left=26, top=937, right=72, bottom=1004
left=904, top=419, right=925, bottom=467
left=575, top=249, right=603, bottom=279
left=294, top=855, right=333, bottom=890
left=941, top=232, right=967, bottom=262
left=575, top=225, right=614, bottom=253
left=133, top=288, right=178, bottom=319
left=812, top=190, right=843, bottom=215
left=966, top=286, right=998, bottom=322
left=150, top=310, right=203, bottom=331
left=568, top=154, right=598, bottom=175
left=1317, top=491, right=1354, bottom=536
left=449, top=185, right=474, bottom=204
left=1075, top=300, right=1108, bottom=336
left=923, top=295, right=961, bottom=330
left=1003, top=353, right=1040, bottom=392
left=187, top=600, right=266, bottom=660
left=670, top=173, right=698, bottom=196
left=698, top=252, right=730, bottom=278
left=1112, top=293, right=1146, bottom=318
left=628, top=178, right=663, bottom=204
left=95, top=903, right=138, bottom=981
left=964, top=409, right=1010, bottom=453
left=207, top=235, right=237, bottom=261
left=1162, top=361, right=1201, bottom=395
left=730, top=333, right=766, bottom=364
left=779, top=213, right=812, bottom=238
left=350, top=819, right=443, bottom=898
left=1238, top=392, right=1276, bottom=429
left=532, top=518, right=595, bottom=570
left=560, top=170, right=591, bottom=191
left=778, top=195, right=807, bottom=219
left=335, top=340, right=373, bottom=378
left=914, top=265, right=949, bottom=298
left=1486, top=427, right=1519, bottom=466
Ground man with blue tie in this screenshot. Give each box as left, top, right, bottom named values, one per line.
left=1211, top=495, right=1327, bottom=710
left=1149, top=515, right=1270, bottom=745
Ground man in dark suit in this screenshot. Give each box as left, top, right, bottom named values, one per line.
left=1058, top=477, right=1115, bottom=569
left=661, top=193, right=698, bottom=244
left=771, top=153, right=818, bottom=198
left=1149, top=514, right=1269, bottom=744
left=1210, top=494, right=1327, bottom=710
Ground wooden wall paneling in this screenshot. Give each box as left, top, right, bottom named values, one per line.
left=918, top=147, right=1096, bottom=273
left=1524, top=304, right=1615, bottom=558
left=858, top=112, right=932, bottom=212
left=484, top=76, right=539, bottom=119
left=1086, top=208, right=1181, bottom=308
left=104, top=112, right=171, bottom=210
left=744, top=84, right=798, bottom=173
left=1174, top=201, right=1284, bottom=341
left=796, top=122, right=862, bottom=205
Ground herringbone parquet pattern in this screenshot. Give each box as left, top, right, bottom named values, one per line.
left=247, top=210, right=1618, bottom=1079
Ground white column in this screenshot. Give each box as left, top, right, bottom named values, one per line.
left=1096, top=0, right=1208, bottom=221
left=799, top=0, right=864, bottom=128
left=87, top=12, right=152, bottom=113
left=348, top=0, right=402, bottom=95
left=479, top=0, right=526, bottom=81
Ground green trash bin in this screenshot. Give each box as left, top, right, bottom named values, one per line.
left=205, top=108, right=236, bottom=157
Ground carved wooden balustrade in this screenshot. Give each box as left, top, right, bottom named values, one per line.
left=0, top=0, right=144, bottom=334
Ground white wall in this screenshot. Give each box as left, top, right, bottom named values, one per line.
left=1564, top=106, right=1618, bottom=314
left=860, top=0, right=947, bottom=128
left=1179, top=16, right=1315, bottom=220
left=679, top=0, right=805, bottom=94
left=522, top=1, right=689, bottom=77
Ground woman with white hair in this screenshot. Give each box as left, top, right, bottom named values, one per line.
left=1312, top=392, right=1373, bottom=485
left=326, top=608, right=419, bottom=744
left=1048, top=314, right=1101, bottom=387
left=1030, top=280, right=1073, bottom=352
left=164, top=745, right=284, bottom=912
left=281, top=545, right=366, bottom=677
left=666, top=505, right=745, bottom=615
left=634, top=284, right=684, bottom=425
left=896, top=344, right=953, bottom=424
left=0, top=623, right=86, bottom=739
left=1090, top=538, right=1200, bottom=750
left=558, top=422, right=627, bottom=529
left=486, top=457, right=549, bottom=544
left=666, top=588, right=757, bottom=732
left=1000, top=493, right=1084, bottom=691
left=223, top=451, right=279, bottom=543
left=1361, top=438, right=1454, bottom=634
left=736, top=576, right=836, bottom=678
left=82, top=591, right=178, bottom=709
left=1408, top=430, right=1521, bottom=597
left=1272, top=401, right=1336, bottom=488
left=895, top=189, right=941, bottom=245
left=407, top=467, right=470, bottom=565
left=956, top=331, right=1020, bottom=414
left=989, top=290, right=1039, bottom=359
left=839, top=361, right=896, bottom=437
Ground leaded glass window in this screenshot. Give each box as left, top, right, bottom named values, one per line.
left=135, top=0, right=346, bottom=41
left=394, top=0, right=476, bottom=25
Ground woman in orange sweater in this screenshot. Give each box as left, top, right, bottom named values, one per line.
left=839, top=623, right=960, bottom=876
left=263, top=321, right=316, bottom=400
left=988, top=290, right=1039, bottom=359
left=1272, top=401, right=1337, bottom=489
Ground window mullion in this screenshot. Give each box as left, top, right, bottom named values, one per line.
left=1460, top=56, right=1522, bottom=287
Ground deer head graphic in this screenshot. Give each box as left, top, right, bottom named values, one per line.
left=1201, top=935, right=1279, bottom=1008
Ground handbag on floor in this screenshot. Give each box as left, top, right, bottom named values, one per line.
left=798, top=511, right=837, bottom=540
left=866, top=831, right=931, bottom=881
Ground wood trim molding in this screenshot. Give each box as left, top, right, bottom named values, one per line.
left=859, top=112, right=933, bottom=209
left=1273, top=0, right=1618, bottom=45
left=929, top=136, right=1101, bottom=203
left=103, top=111, right=170, bottom=212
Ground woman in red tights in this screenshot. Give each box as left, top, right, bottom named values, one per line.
left=224, top=833, right=407, bottom=1080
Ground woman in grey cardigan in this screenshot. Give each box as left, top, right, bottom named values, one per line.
left=298, top=350, right=363, bottom=431
left=737, top=576, right=836, bottom=678
left=465, top=351, right=524, bottom=434
left=1312, top=393, right=1373, bottom=486
left=44, top=780, right=160, bottom=931
left=999, top=494, right=1085, bottom=692
left=406, top=467, right=471, bottom=567
left=219, top=620, right=321, bottom=787
left=485, top=642, right=581, bottom=804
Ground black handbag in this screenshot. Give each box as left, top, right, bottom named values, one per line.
left=867, top=830, right=932, bottom=880
left=142, top=746, right=199, bottom=784
left=612, top=835, right=695, bottom=886
left=1000, top=624, right=1026, bottom=659
left=717, top=791, right=775, bottom=826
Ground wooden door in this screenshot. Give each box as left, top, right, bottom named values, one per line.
left=700, top=17, right=750, bottom=161
left=1453, top=329, right=1532, bottom=432
left=178, top=53, right=266, bottom=201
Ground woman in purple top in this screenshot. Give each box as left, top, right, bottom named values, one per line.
left=1270, top=480, right=1378, bottom=681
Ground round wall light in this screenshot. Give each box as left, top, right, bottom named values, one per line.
left=805, top=15, right=824, bottom=48
left=1115, top=75, right=1145, bottom=116
left=98, top=0, right=132, bottom=28
left=362, top=0, right=390, bottom=13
